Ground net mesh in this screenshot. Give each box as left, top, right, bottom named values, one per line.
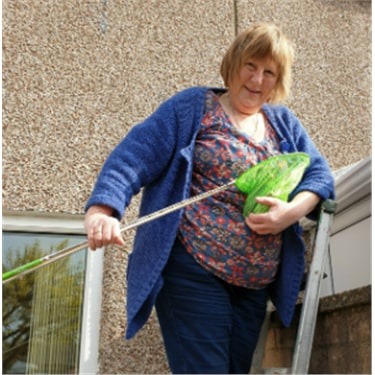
left=235, top=152, right=311, bottom=216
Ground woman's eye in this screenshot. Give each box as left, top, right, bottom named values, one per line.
left=265, top=70, right=276, bottom=77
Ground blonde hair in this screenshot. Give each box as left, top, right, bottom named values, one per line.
left=220, top=23, right=294, bottom=103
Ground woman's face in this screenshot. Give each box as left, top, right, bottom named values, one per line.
left=229, top=55, right=279, bottom=115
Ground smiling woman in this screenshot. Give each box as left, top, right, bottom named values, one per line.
left=218, top=23, right=293, bottom=142
left=220, top=22, right=294, bottom=104
left=84, top=22, right=334, bottom=374
left=222, top=56, right=279, bottom=117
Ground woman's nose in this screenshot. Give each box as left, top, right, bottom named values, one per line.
left=249, top=69, right=264, bottom=85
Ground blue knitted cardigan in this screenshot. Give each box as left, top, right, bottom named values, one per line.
left=85, top=87, right=335, bottom=339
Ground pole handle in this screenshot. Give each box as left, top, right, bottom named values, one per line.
left=3, top=258, right=43, bottom=281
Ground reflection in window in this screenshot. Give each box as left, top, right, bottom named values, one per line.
left=2, top=233, right=87, bottom=374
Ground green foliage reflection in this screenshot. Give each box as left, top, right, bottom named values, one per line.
left=2, top=239, right=85, bottom=374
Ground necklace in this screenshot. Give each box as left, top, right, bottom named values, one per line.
left=224, top=93, right=261, bottom=138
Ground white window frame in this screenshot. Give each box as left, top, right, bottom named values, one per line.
left=2, top=210, right=103, bottom=375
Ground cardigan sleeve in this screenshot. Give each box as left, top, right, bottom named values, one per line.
left=84, top=98, right=178, bottom=219
left=285, top=109, right=335, bottom=219
left=262, top=104, right=336, bottom=220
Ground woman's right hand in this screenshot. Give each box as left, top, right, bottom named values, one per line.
left=84, top=205, right=125, bottom=250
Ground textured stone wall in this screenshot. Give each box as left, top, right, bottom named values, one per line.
left=2, top=0, right=371, bottom=373
left=3, top=0, right=233, bottom=215
left=263, top=286, right=371, bottom=374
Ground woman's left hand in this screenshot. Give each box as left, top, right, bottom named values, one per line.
left=245, top=197, right=296, bottom=235
left=245, top=192, right=321, bottom=235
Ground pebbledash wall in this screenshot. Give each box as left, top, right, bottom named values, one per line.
left=3, top=0, right=371, bottom=374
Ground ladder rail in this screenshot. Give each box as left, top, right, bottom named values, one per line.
left=290, top=199, right=336, bottom=374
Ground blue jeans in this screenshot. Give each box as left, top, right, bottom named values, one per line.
left=155, top=238, right=268, bottom=374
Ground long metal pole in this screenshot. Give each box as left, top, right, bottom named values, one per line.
left=290, top=200, right=336, bottom=374
left=3, top=180, right=235, bottom=284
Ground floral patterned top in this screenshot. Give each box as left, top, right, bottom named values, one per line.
left=178, top=90, right=282, bottom=289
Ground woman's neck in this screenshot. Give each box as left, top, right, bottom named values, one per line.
left=219, top=93, right=265, bottom=141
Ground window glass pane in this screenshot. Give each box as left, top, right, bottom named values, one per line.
left=2, top=232, right=87, bottom=375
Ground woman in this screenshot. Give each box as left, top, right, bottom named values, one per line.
left=85, top=23, right=335, bottom=374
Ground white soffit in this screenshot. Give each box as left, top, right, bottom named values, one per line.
left=331, top=156, right=371, bottom=234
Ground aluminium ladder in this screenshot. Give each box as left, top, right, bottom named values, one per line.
left=251, top=199, right=337, bottom=374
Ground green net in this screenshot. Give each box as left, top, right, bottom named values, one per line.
left=235, top=152, right=311, bottom=216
